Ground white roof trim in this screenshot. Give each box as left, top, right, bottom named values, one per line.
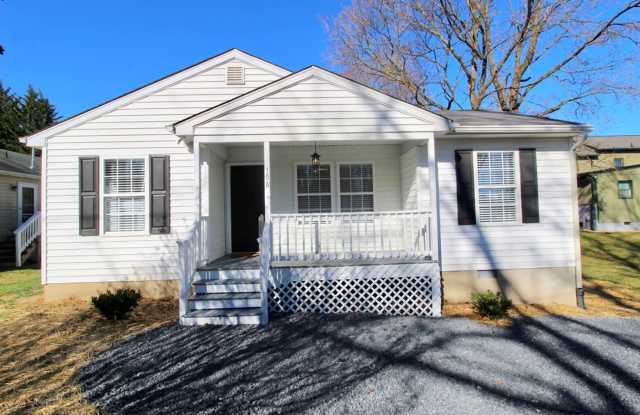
left=20, top=49, right=290, bottom=148
left=451, top=123, right=591, bottom=134
left=0, top=169, right=39, bottom=179
left=172, top=66, right=451, bottom=136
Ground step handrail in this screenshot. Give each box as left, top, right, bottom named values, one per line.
left=14, top=211, right=41, bottom=267
left=177, top=216, right=208, bottom=320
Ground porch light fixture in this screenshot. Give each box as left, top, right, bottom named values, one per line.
left=311, top=142, right=321, bottom=174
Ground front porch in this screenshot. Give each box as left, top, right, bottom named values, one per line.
left=179, top=139, right=442, bottom=325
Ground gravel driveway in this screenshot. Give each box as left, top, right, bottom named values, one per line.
left=77, top=314, right=640, bottom=415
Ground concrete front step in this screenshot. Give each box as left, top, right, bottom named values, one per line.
left=181, top=308, right=261, bottom=325
left=189, top=292, right=261, bottom=310
left=193, top=278, right=260, bottom=294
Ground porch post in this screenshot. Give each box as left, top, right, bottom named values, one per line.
left=263, top=141, right=271, bottom=222
left=194, top=138, right=201, bottom=221
left=426, top=136, right=440, bottom=264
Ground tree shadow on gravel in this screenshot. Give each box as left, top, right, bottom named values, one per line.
left=76, top=312, right=640, bottom=415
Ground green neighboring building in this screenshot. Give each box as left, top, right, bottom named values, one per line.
left=577, top=136, right=640, bottom=231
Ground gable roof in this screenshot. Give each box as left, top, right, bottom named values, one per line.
left=171, top=65, right=451, bottom=136
left=438, top=109, right=590, bottom=134
left=20, top=49, right=291, bottom=147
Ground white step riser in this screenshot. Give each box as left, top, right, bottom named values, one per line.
left=197, top=269, right=260, bottom=281
left=189, top=298, right=262, bottom=310
left=194, top=283, right=261, bottom=294
left=180, top=315, right=261, bottom=326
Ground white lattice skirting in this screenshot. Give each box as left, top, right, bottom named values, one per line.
left=269, top=263, right=441, bottom=317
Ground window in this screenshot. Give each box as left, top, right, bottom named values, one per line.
left=475, top=151, right=519, bottom=224
left=103, top=159, right=146, bottom=232
left=296, top=164, right=332, bottom=213
left=614, top=158, right=624, bottom=169
left=339, top=163, right=374, bottom=212
left=618, top=180, right=633, bottom=199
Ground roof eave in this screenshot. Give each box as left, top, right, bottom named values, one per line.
left=450, top=123, right=591, bottom=135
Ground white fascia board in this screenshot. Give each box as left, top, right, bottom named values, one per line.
left=451, top=123, right=591, bottom=134
left=19, top=49, right=290, bottom=148
left=174, top=66, right=451, bottom=136
left=0, top=170, right=39, bottom=179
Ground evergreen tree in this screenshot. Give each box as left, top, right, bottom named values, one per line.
left=0, top=82, right=23, bottom=152
left=20, top=85, right=60, bottom=136
left=0, top=83, right=60, bottom=153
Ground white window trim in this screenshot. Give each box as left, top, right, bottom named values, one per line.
left=293, top=162, right=335, bottom=213
left=17, top=182, right=38, bottom=225
left=100, top=157, right=149, bottom=236
left=337, top=161, right=376, bottom=213
left=472, top=150, right=522, bottom=226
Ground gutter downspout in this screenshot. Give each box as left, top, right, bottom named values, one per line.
left=570, top=134, right=587, bottom=309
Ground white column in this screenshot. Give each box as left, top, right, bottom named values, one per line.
left=264, top=141, right=272, bottom=222
left=426, top=137, right=440, bottom=264
left=194, top=138, right=201, bottom=222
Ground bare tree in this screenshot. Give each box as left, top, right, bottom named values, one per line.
left=327, top=0, right=640, bottom=117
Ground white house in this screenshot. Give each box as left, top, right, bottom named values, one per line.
left=20, top=49, right=589, bottom=325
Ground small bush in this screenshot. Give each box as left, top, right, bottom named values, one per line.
left=471, top=290, right=512, bottom=320
left=91, top=288, right=142, bottom=321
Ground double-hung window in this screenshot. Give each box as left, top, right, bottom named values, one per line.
left=103, top=158, right=146, bottom=232
left=618, top=180, right=633, bottom=199
left=475, top=151, right=519, bottom=224
left=296, top=164, right=332, bottom=213
left=339, top=163, right=374, bottom=212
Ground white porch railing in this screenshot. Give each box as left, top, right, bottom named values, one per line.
left=271, top=210, right=432, bottom=262
left=177, top=216, right=208, bottom=318
left=257, top=221, right=272, bottom=326
left=14, top=211, right=41, bottom=267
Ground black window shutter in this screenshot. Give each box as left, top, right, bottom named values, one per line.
left=519, top=148, right=540, bottom=223
left=150, top=155, right=170, bottom=234
left=79, top=157, right=99, bottom=236
left=455, top=150, right=476, bottom=225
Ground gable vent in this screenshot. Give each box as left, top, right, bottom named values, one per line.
left=226, top=66, right=245, bottom=85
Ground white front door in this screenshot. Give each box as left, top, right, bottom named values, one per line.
left=17, top=182, right=38, bottom=225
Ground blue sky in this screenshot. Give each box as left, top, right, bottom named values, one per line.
left=0, top=1, right=636, bottom=135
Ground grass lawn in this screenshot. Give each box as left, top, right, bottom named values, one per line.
left=0, top=267, right=42, bottom=319
left=581, top=231, right=640, bottom=293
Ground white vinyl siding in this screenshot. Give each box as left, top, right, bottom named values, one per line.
left=44, top=59, right=281, bottom=283
left=296, top=164, right=332, bottom=213
left=339, top=163, right=374, bottom=212
left=474, top=151, right=519, bottom=224
left=437, top=137, right=577, bottom=272
left=194, top=75, right=436, bottom=142
left=225, top=144, right=405, bottom=214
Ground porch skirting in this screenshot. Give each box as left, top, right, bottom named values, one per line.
left=268, top=263, right=442, bottom=317
left=442, top=267, right=577, bottom=305
left=44, top=280, right=179, bottom=301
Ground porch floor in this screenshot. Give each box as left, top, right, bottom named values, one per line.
left=198, top=254, right=434, bottom=271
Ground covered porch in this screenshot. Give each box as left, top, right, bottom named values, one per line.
left=194, top=139, right=440, bottom=266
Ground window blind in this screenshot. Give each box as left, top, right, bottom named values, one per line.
left=339, top=163, right=374, bottom=212
left=104, top=159, right=146, bottom=232
left=476, top=151, right=518, bottom=223
left=296, top=164, right=332, bottom=213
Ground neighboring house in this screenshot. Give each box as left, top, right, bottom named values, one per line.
left=577, top=136, right=640, bottom=231
left=19, top=49, right=589, bottom=325
left=0, top=149, right=41, bottom=267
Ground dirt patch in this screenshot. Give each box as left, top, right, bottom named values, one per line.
left=445, top=278, right=640, bottom=326
left=0, top=295, right=177, bottom=414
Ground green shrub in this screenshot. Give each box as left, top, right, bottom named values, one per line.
left=471, top=290, right=512, bottom=320
left=91, top=288, right=141, bottom=321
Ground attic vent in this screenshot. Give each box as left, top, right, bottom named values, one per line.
left=226, top=66, right=245, bottom=85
